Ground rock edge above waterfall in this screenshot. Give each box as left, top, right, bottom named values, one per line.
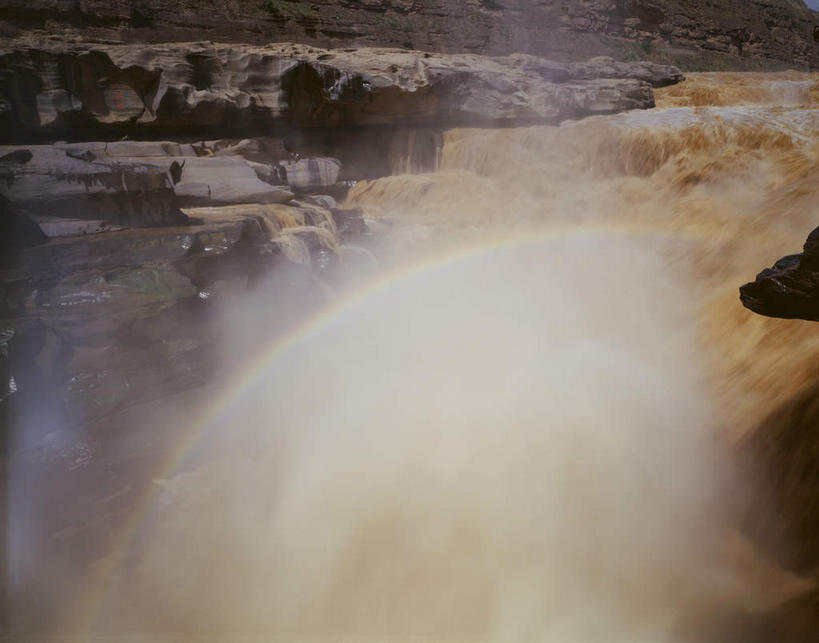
left=0, top=39, right=683, bottom=141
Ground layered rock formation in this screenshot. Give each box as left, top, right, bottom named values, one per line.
left=0, top=173, right=360, bottom=429
left=0, top=0, right=816, bottom=70
left=0, top=39, right=681, bottom=141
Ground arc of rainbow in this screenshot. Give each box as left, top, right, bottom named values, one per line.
left=73, top=222, right=708, bottom=636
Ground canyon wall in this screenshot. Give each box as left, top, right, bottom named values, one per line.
left=1, top=0, right=818, bottom=70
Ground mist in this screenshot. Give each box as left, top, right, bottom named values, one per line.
left=6, top=68, right=819, bottom=642
left=76, top=232, right=761, bottom=642
left=37, top=71, right=819, bottom=642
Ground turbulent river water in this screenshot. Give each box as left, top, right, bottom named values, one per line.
left=17, top=72, right=819, bottom=641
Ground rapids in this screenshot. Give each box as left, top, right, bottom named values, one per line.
left=38, top=72, right=819, bottom=641
left=349, top=72, right=819, bottom=444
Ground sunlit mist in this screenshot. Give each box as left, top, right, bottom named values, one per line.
left=7, top=68, right=819, bottom=643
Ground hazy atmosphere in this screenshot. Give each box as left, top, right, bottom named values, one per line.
left=4, top=1, right=819, bottom=642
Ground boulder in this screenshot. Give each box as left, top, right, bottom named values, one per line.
left=740, top=226, right=819, bottom=321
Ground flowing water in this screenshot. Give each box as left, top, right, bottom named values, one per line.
left=350, top=71, right=819, bottom=444
left=18, top=72, right=819, bottom=641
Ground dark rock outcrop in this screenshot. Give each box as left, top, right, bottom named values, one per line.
left=740, top=226, right=819, bottom=321
left=0, top=0, right=815, bottom=71
left=0, top=40, right=681, bottom=142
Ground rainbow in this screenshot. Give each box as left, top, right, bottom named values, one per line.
left=73, top=222, right=705, bottom=636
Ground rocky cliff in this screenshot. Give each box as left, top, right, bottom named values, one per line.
left=1, top=0, right=817, bottom=70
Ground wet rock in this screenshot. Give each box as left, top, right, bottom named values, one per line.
left=196, top=276, right=248, bottom=302
left=302, top=194, right=338, bottom=210
left=0, top=142, right=298, bottom=227
left=5, top=227, right=207, bottom=283
left=0, top=144, right=185, bottom=227
left=171, top=157, right=294, bottom=204
left=198, top=137, right=290, bottom=163
left=569, top=57, right=685, bottom=88
left=181, top=201, right=336, bottom=236
left=35, top=217, right=124, bottom=238
left=0, top=145, right=177, bottom=202
left=181, top=201, right=339, bottom=269
left=279, top=157, right=342, bottom=190
left=59, top=310, right=212, bottom=427
left=0, top=40, right=679, bottom=140
left=740, top=226, right=819, bottom=321
left=331, top=206, right=368, bottom=239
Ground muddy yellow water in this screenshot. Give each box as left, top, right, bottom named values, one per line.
left=349, top=72, right=819, bottom=444
left=66, top=73, right=819, bottom=642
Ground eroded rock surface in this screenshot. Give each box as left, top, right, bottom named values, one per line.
left=0, top=40, right=681, bottom=140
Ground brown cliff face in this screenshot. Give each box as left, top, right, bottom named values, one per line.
left=0, top=0, right=817, bottom=70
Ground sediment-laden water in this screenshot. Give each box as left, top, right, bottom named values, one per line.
left=350, top=71, right=819, bottom=443
left=12, top=72, right=819, bottom=641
